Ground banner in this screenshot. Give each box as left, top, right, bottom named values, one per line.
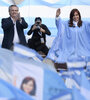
left=12, top=61, right=44, bottom=100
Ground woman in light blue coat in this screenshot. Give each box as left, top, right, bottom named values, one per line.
left=47, top=8, right=90, bottom=63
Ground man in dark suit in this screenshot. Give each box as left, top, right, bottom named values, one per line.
left=1, top=5, right=28, bottom=50
left=27, top=17, right=51, bottom=56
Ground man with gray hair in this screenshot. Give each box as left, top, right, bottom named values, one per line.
left=1, top=5, right=28, bottom=50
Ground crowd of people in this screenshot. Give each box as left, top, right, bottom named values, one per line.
left=1, top=5, right=90, bottom=70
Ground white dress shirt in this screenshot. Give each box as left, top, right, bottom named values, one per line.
left=73, top=21, right=78, bottom=27
left=11, top=17, right=20, bottom=43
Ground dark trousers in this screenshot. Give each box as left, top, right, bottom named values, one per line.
left=28, top=38, right=49, bottom=55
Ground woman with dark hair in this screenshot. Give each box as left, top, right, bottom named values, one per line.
left=69, top=8, right=82, bottom=27
left=47, top=8, right=90, bottom=64
left=20, top=76, right=36, bottom=96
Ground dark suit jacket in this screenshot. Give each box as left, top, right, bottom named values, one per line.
left=27, top=24, right=51, bottom=44
left=1, top=17, right=28, bottom=49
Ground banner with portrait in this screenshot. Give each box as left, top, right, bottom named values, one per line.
left=12, top=60, right=44, bottom=100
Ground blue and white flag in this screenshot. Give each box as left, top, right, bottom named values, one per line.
left=72, top=71, right=90, bottom=100
left=14, top=44, right=43, bottom=61
left=50, top=89, right=72, bottom=100
left=72, top=87, right=86, bottom=100
left=80, top=71, right=90, bottom=100
left=12, top=58, right=66, bottom=100
left=0, top=48, right=14, bottom=82
left=19, top=0, right=90, bottom=7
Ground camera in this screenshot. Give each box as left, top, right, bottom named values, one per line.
left=36, top=22, right=41, bottom=30
left=36, top=22, right=40, bottom=25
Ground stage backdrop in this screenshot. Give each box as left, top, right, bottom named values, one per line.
left=0, top=0, right=90, bottom=36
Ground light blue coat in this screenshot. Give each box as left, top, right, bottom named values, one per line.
left=47, top=18, right=90, bottom=63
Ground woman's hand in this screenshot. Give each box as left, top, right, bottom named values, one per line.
left=56, top=8, right=61, bottom=17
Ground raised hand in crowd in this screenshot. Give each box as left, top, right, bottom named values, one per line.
left=56, top=8, right=61, bottom=17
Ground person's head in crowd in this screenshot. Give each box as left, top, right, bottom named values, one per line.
left=35, top=17, right=42, bottom=25
left=20, top=76, right=36, bottom=96
left=8, top=5, right=19, bottom=19
left=69, top=8, right=82, bottom=27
